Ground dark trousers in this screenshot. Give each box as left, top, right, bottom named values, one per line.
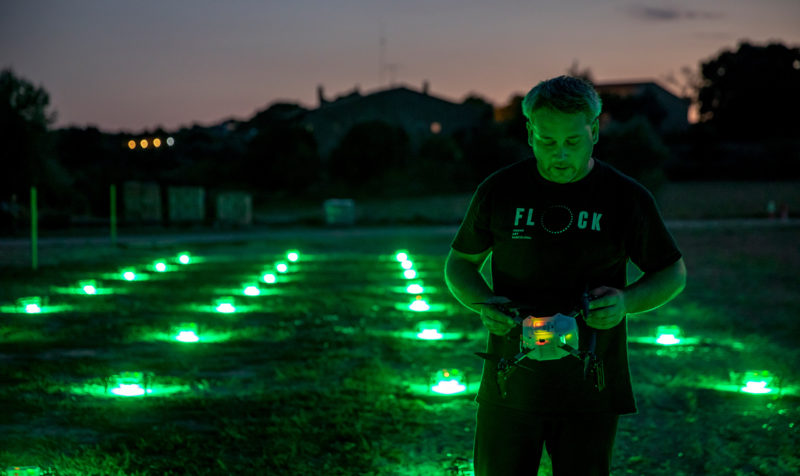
left=473, top=403, right=619, bottom=476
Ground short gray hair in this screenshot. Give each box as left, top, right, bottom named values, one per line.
left=521, top=75, right=602, bottom=123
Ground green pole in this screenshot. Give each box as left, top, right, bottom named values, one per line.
left=31, top=186, right=38, bottom=270
left=110, top=184, right=117, bottom=245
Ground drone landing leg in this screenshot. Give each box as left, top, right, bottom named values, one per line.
left=496, top=351, right=530, bottom=399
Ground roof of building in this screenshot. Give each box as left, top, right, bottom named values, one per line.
left=595, top=80, right=685, bottom=100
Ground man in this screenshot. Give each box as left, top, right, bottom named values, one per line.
left=444, top=76, right=686, bottom=476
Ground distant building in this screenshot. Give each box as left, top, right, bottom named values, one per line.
left=595, top=80, right=690, bottom=134
left=304, top=82, right=486, bottom=158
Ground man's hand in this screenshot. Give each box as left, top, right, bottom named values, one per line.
left=479, top=296, right=517, bottom=336
left=586, top=286, right=626, bottom=330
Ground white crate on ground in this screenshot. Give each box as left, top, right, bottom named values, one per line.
left=216, top=192, right=252, bottom=225
left=323, top=198, right=355, bottom=225
left=122, top=181, right=162, bottom=223
left=168, top=186, right=205, bottom=223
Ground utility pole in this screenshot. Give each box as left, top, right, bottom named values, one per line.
left=110, top=184, right=117, bottom=246
left=30, top=186, right=37, bottom=270
left=379, top=23, right=386, bottom=87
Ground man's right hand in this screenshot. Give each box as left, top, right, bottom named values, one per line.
left=479, top=296, right=517, bottom=336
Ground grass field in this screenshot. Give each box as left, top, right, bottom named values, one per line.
left=1, top=223, right=798, bottom=475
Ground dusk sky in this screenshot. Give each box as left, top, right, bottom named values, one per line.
left=2, top=0, right=799, bottom=133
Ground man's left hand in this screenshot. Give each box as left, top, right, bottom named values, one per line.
left=586, top=286, right=626, bottom=329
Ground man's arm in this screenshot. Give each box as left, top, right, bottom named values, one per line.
left=444, top=248, right=516, bottom=335
left=444, top=248, right=493, bottom=314
left=587, top=257, right=687, bottom=330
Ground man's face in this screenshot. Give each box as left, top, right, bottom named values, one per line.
left=526, top=107, right=599, bottom=184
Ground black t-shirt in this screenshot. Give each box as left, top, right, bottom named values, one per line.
left=451, top=157, right=682, bottom=415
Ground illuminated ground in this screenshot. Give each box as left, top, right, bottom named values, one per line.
left=0, top=225, right=798, bottom=475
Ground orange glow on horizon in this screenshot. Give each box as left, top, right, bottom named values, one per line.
left=688, top=103, right=700, bottom=124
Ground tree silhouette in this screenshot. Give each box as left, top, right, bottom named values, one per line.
left=328, top=120, right=410, bottom=196
left=595, top=116, right=671, bottom=195
left=0, top=69, right=80, bottom=221
left=241, top=103, right=319, bottom=196
left=698, top=41, right=800, bottom=139
left=53, top=127, right=118, bottom=215
left=244, top=123, right=320, bottom=196
left=0, top=69, right=57, bottom=196
left=567, top=60, right=595, bottom=84
left=600, top=90, right=668, bottom=132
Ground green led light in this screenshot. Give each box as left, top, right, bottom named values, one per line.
left=51, top=280, right=117, bottom=296
left=409, top=296, right=430, bottom=312
left=215, top=297, right=236, bottom=314
left=183, top=299, right=260, bottom=314
left=740, top=370, right=775, bottom=395
left=401, top=260, right=414, bottom=270
left=79, top=279, right=98, bottom=295
left=116, top=267, right=150, bottom=281
left=175, top=331, right=199, bottom=343
left=17, top=296, right=43, bottom=314
left=287, top=250, right=300, bottom=262
left=5, top=466, right=41, bottom=476
left=137, top=325, right=236, bottom=344
left=705, top=370, right=783, bottom=396
left=72, top=374, right=193, bottom=398
left=395, top=251, right=409, bottom=262
left=173, top=323, right=199, bottom=343
left=416, top=320, right=444, bottom=340
left=389, top=283, right=440, bottom=295
left=262, top=273, right=277, bottom=284
left=432, top=380, right=466, bottom=395
left=112, top=384, right=147, bottom=397
left=742, top=381, right=771, bottom=394
left=417, top=329, right=442, bottom=339
left=655, top=325, right=682, bottom=345
left=177, top=252, right=191, bottom=264
left=430, top=369, right=467, bottom=395
left=403, top=269, right=417, bottom=280
left=276, top=262, right=288, bottom=273
left=4, top=296, right=71, bottom=314
left=153, top=261, right=168, bottom=272
left=120, top=268, right=137, bottom=281
left=656, top=334, right=680, bottom=345
left=243, top=285, right=261, bottom=296
left=406, top=284, right=424, bottom=294
left=108, top=372, right=150, bottom=397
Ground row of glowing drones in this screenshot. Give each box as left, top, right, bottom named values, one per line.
left=2, top=250, right=785, bottom=399
left=3, top=250, right=295, bottom=316
left=3, top=250, right=302, bottom=398
left=3, top=249, right=461, bottom=398
left=393, top=250, right=469, bottom=396
left=106, top=249, right=466, bottom=398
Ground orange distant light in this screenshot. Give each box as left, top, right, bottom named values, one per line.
left=127, top=140, right=136, bottom=150
left=153, top=138, right=162, bottom=148
left=140, top=139, right=149, bottom=149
